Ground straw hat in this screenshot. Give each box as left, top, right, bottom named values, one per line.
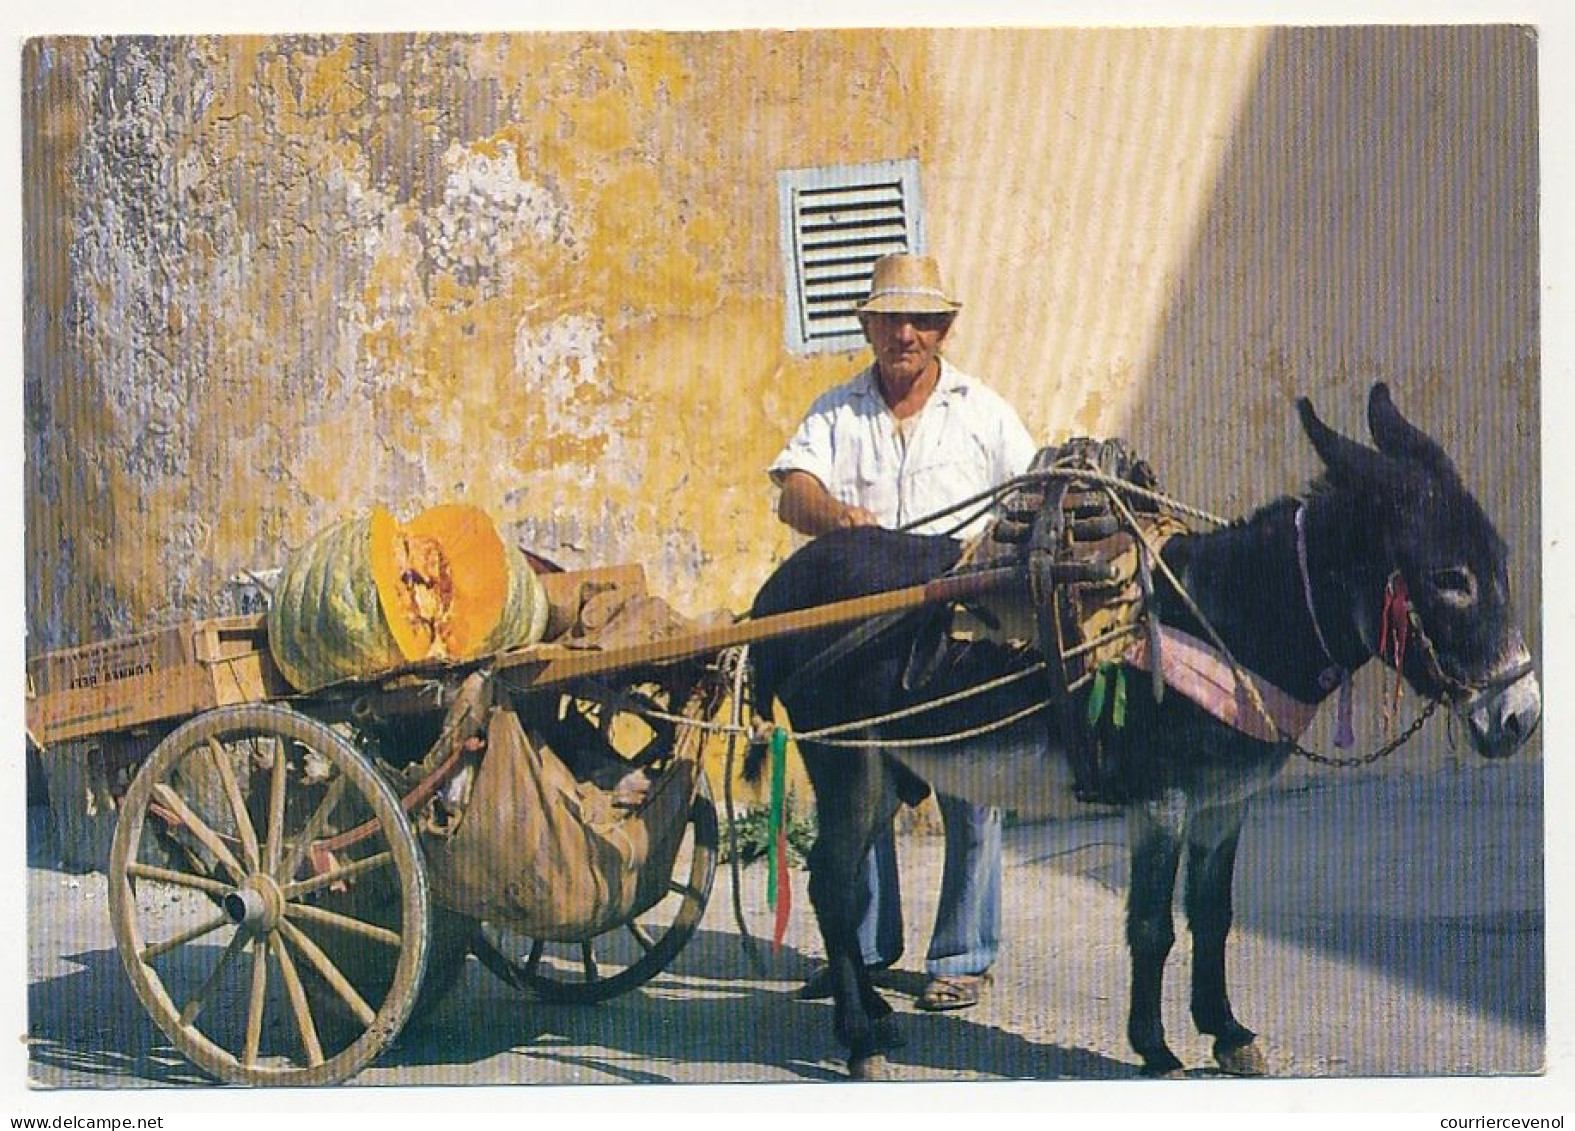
left=855, top=253, right=962, bottom=315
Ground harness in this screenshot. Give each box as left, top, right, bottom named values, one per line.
left=763, top=442, right=1532, bottom=803
left=955, top=439, right=1189, bottom=803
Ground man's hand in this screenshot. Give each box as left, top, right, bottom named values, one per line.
left=776, top=470, right=879, bottom=537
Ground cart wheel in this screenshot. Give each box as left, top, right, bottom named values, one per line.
left=108, top=703, right=430, bottom=1086
left=474, top=771, right=717, bottom=1004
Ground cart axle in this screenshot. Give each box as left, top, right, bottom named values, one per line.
left=224, top=876, right=284, bottom=931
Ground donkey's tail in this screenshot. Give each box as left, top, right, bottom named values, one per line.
left=741, top=716, right=772, bottom=784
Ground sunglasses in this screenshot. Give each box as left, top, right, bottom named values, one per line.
left=867, top=312, right=954, bottom=333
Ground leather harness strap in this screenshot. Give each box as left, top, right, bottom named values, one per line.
left=1123, top=625, right=1320, bottom=743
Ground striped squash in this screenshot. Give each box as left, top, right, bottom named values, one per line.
left=267, top=504, right=548, bottom=692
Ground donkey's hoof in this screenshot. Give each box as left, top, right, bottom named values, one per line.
left=1138, top=1048, right=1186, bottom=1078
left=1215, top=1039, right=1268, bottom=1077
left=848, top=1054, right=893, bottom=1081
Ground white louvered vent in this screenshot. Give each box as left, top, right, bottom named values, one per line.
left=777, top=159, right=926, bottom=353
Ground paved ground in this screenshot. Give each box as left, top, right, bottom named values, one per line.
left=16, top=758, right=1549, bottom=1104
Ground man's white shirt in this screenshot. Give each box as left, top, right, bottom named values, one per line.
left=770, top=358, right=1038, bottom=541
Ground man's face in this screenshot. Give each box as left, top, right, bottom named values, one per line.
left=861, top=311, right=953, bottom=385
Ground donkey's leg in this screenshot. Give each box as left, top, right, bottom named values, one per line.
left=1125, top=797, right=1187, bottom=1076
left=1184, top=804, right=1266, bottom=1076
left=802, top=746, right=904, bottom=1079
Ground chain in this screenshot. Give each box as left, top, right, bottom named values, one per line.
left=1282, top=695, right=1440, bottom=768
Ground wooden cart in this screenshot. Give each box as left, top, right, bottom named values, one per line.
left=25, top=561, right=1015, bottom=1087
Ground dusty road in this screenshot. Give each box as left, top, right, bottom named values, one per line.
left=22, top=759, right=1544, bottom=1093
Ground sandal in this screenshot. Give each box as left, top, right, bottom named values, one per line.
left=915, top=972, right=988, bottom=1012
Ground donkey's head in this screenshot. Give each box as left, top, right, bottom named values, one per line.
left=1296, top=383, right=1540, bottom=758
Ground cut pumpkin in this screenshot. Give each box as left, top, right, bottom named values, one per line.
left=268, top=504, right=548, bottom=692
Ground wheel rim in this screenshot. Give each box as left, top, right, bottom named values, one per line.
left=475, top=771, right=717, bottom=1004
left=108, top=704, right=430, bottom=1085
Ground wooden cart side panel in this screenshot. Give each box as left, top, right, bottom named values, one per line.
left=25, top=616, right=292, bottom=746
left=21, top=562, right=651, bottom=746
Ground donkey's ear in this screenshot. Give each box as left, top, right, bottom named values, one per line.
left=1367, top=383, right=1456, bottom=475
left=1297, top=395, right=1384, bottom=485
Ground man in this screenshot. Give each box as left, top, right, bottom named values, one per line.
left=768, top=253, right=1038, bottom=1011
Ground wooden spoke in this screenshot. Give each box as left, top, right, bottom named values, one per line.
left=281, top=850, right=393, bottom=900
left=626, top=921, right=656, bottom=953
left=207, top=736, right=260, bottom=872
left=264, top=736, right=290, bottom=874
left=138, top=911, right=230, bottom=963
left=244, top=937, right=268, bottom=1067
left=127, top=861, right=234, bottom=898
left=151, top=784, right=247, bottom=883
left=269, top=933, right=325, bottom=1068
left=177, top=929, right=249, bottom=1027
left=276, top=775, right=347, bottom=884
left=277, top=919, right=377, bottom=1026
left=284, top=901, right=403, bottom=950
left=109, top=703, right=431, bottom=1085
left=471, top=764, right=719, bottom=1006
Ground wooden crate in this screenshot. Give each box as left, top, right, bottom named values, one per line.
left=26, top=615, right=293, bottom=747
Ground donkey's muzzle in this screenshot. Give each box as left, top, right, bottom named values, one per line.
left=1466, top=664, right=1541, bottom=759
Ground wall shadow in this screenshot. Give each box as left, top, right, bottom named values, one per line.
left=1108, top=22, right=1542, bottom=1043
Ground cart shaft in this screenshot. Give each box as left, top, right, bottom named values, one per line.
left=496, top=565, right=1019, bottom=686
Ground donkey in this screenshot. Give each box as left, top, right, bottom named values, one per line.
left=748, top=384, right=1540, bottom=1079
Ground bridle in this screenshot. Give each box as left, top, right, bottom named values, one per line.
left=1384, top=570, right=1535, bottom=707
left=1289, top=504, right=1528, bottom=768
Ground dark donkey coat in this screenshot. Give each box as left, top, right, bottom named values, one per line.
left=746, top=384, right=1539, bottom=1078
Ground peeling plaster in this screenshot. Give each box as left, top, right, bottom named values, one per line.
left=23, top=29, right=1538, bottom=663
left=426, top=141, right=580, bottom=292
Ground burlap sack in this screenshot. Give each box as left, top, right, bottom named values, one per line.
left=423, top=703, right=696, bottom=941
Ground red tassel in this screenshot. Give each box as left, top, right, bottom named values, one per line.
left=1381, top=575, right=1411, bottom=735
left=1382, top=574, right=1411, bottom=660
left=771, top=825, right=791, bottom=950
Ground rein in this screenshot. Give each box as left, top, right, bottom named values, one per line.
left=1382, top=571, right=1535, bottom=711
left=1076, top=486, right=1444, bottom=769
left=1295, top=505, right=1356, bottom=747
left=754, top=471, right=1453, bottom=767
left=744, top=470, right=1490, bottom=768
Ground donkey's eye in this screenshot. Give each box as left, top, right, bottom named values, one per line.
left=1429, top=566, right=1478, bottom=607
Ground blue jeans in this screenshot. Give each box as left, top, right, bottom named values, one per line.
left=853, top=794, right=1002, bottom=977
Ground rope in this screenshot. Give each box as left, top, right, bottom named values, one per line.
left=794, top=664, right=1045, bottom=739
left=897, top=466, right=1231, bottom=536
left=1098, top=482, right=1439, bottom=765
left=638, top=659, right=1049, bottom=749
left=802, top=700, right=1048, bottom=750
left=594, top=468, right=1436, bottom=768
left=719, top=646, right=767, bottom=975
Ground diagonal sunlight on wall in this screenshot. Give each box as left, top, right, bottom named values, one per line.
left=1119, top=26, right=1541, bottom=761
left=925, top=27, right=1270, bottom=446
left=924, top=26, right=1538, bottom=765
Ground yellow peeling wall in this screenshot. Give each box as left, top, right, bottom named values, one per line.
left=24, top=27, right=1538, bottom=720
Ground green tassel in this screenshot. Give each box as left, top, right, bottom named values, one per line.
left=1112, top=667, right=1128, bottom=729
left=1086, top=666, right=1108, bottom=727
left=767, top=726, right=788, bottom=908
